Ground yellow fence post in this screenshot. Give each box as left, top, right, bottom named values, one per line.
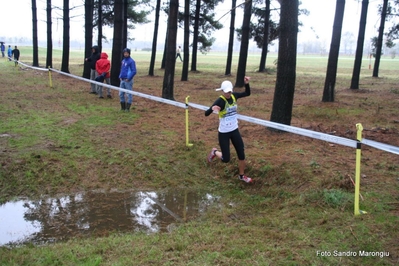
left=354, top=123, right=366, bottom=215
left=48, top=66, right=53, bottom=88
left=185, top=96, right=193, bottom=147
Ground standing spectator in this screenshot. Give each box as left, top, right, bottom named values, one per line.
left=95, top=52, right=112, bottom=99
left=12, top=46, right=20, bottom=66
left=85, top=45, right=100, bottom=94
left=118, top=48, right=137, bottom=112
left=0, top=42, right=5, bottom=57
left=7, top=45, right=12, bottom=61
left=175, top=46, right=183, bottom=62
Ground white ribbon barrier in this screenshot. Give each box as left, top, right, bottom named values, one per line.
left=362, top=138, right=399, bottom=155
left=12, top=60, right=49, bottom=72
left=50, top=68, right=187, bottom=109
left=13, top=63, right=399, bottom=155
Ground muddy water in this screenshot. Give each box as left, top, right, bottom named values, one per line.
left=0, top=190, right=220, bottom=246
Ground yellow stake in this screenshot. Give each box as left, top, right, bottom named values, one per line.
left=48, top=67, right=53, bottom=88
left=185, top=96, right=193, bottom=147
left=354, top=123, right=366, bottom=215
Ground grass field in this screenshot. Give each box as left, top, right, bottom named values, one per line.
left=0, top=47, right=398, bottom=265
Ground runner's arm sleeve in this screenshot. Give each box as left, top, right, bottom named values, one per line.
left=205, top=98, right=225, bottom=116
left=234, top=83, right=251, bottom=99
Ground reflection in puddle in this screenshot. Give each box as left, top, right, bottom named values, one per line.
left=0, top=190, right=220, bottom=246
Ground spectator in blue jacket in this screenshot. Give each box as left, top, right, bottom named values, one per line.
left=7, top=45, right=12, bottom=61
left=118, top=48, right=137, bottom=112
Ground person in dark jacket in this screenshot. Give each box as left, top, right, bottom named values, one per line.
left=12, top=46, right=20, bottom=66
left=85, top=45, right=101, bottom=94
left=1, top=42, right=5, bottom=57
left=118, top=48, right=137, bottom=112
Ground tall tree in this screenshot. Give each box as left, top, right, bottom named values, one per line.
left=258, top=0, right=271, bottom=72
left=46, top=0, right=53, bottom=69
left=191, top=0, right=201, bottom=71
left=162, top=0, right=178, bottom=100
left=373, top=0, right=388, bottom=77
left=97, top=0, right=103, bottom=52
left=181, top=0, right=190, bottom=81
left=83, top=0, right=94, bottom=78
left=61, top=0, right=70, bottom=73
left=225, top=0, right=236, bottom=76
left=111, top=0, right=125, bottom=86
left=235, top=0, right=252, bottom=87
left=322, top=0, right=345, bottom=102
left=189, top=0, right=223, bottom=71
left=31, top=0, right=39, bottom=67
left=123, top=0, right=128, bottom=47
left=148, top=0, right=161, bottom=76
left=350, top=0, right=369, bottom=90
left=270, top=0, right=298, bottom=125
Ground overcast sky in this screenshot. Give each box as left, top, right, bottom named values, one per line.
left=0, top=0, right=382, bottom=47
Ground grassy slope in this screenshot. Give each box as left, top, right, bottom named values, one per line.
left=0, top=48, right=398, bottom=265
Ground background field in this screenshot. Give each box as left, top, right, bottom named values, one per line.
left=0, top=48, right=398, bottom=265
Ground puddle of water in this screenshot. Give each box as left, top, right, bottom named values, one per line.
left=0, top=190, right=220, bottom=246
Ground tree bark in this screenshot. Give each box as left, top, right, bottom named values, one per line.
left=111, top=0, right=125, bottom=86
left=258, top=0, right=270, bottom=72
left=61, top=0, right=70, bottom=73
left=322, top=0, right=345, bottom=102
left=235, top=0, right=252, bottom=87
left=148, top=0, right=161, bottom=76
left=162, top=0, right=178, bottom=100
left=97, top=0, right=103, bottom=52
left=46, top=0, right=53, bottom=69
left=181, top=0, right=190, bottom=81
left=31, top=0, right=39, bottom=67
left=83, top=0, right=94, bottom=78
left=350, top=0, right=368, bottom=89
left=224, top=0, right=236, bottom=76
left=372, top=0, right=388, bottom=77
left=190, top=0, right=200, bottom=72
left=270, top=0, right=298, bottom=125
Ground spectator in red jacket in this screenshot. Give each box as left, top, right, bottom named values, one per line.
left=95, top=52, right=112, bottom=99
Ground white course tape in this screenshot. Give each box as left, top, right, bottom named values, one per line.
left=50, top=68, right=187, bottom=109
left=186, top=102, right=358, bottom=148
left=362, top=138, right=399, bottom=155
left=237, top=114, right=358, bottom=148
left=14, top=60, right=49, bottom=72
left=11, top=64, right=399, bottom=154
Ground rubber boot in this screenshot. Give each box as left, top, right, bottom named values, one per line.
left=120, top=102, right=126, bottom=111
left=126, top=103, right=131, bottom=112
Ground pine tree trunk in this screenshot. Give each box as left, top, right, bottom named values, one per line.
left=258, top=0, right=270, bottom=72
left=235, top=0, right=252, bottom=87
left=350, top=0, right=369, bottom=89
left=181, top=0, right=190, bottom=81
left=46, top=0, right=53, bottom=69
left=224, top=0, right=236, bottom=76
left=322, top=0, right=345, bottom=102
left=111, top=0, right=125, bottom=86
left=372, top=0, right=388, bottom=77
left=270, top=0, right=298, bottom=125
left=83, top=0, right=94, bottom=78
left=61, top=0, right=70, bottom=73
left=148, top=0, right=161, bottom=76
left=162, top=0, right=178, bottom=100
left=31, top=0, right=39, bottom=67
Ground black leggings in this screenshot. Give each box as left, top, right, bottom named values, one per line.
left=218, top=129, right=245, bottom=163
